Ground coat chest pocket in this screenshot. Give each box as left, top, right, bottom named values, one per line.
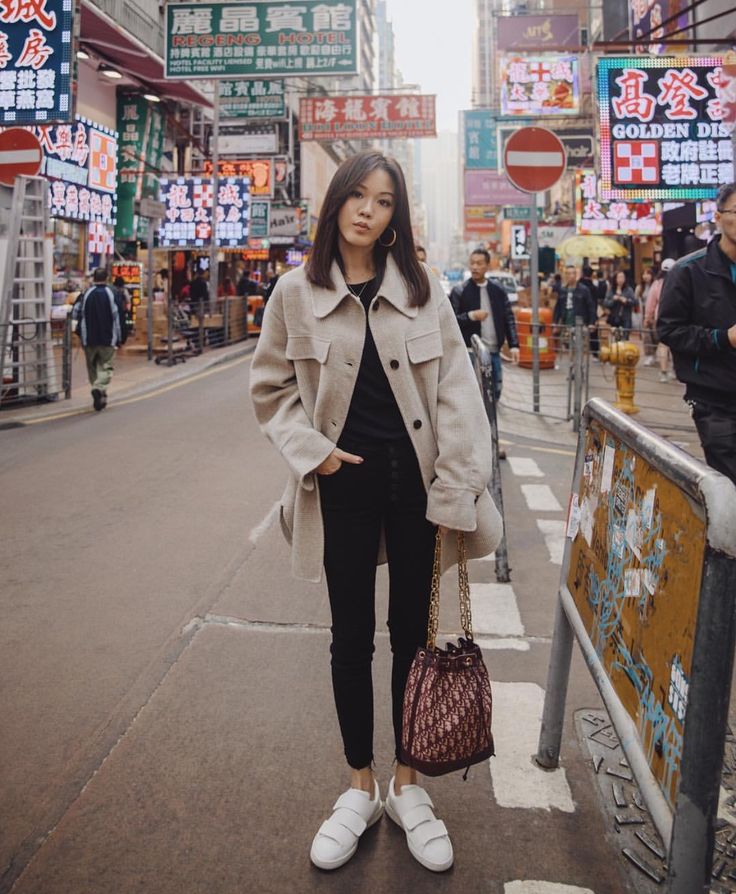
left=285, top=335, right=331, bottom=364
left=406, top=329, right=443, bottom=364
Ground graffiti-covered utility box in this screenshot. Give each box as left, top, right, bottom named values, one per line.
left=537, top=397, right=736, bottom=894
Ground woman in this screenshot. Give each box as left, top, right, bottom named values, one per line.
left=635, top=269, right=654, bottom=359
left=250, top=151, right=501, bottom=873
left=644, top=259, right=676, bottom=382
left=604, top=270, right=637, bottom=339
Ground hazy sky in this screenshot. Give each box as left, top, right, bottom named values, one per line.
left=387, top=0, right=474, bottom=133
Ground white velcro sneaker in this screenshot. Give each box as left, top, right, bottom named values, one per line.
left=310, top=779, right=383, bottom=870
left=385, top=776, right=453, bottom=872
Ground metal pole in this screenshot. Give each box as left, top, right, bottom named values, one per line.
left=535, top=594, right=575, bottom=768
left=147, top=217, right=154, bottom=362
left=209, top=79, right=220, bottom=337
left=63, top=312, right=72, bottom=399
left=573, top=314, right=584, bottom=432
left=471, top=335, right=511, bottom=583
left=530, top=190, right=540, bottom=413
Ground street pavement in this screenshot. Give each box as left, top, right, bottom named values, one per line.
left=0, top=346, right=722, bottom=893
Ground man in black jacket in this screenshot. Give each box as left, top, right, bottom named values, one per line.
left=449, top=249, right=519, bottom=402
left=553, top=265, right=597, bottom=327
left=657, top=182, right=736, bottom=484
left=72, top=267, right=128, bottom=411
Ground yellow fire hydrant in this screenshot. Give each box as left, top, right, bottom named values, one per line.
left=599, top=340, right=640, bottom=414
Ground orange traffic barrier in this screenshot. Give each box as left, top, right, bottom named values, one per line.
left=515, top=306, right=555, bottom=369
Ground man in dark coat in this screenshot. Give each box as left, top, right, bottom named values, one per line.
left=449, top=249, right=520, bottom=402
left=658, top=182, right=736, bottom=484
left=72, top=267, right=128, bottom=411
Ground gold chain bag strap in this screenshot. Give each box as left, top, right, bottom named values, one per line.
left=400, top=531, right=495, bottom=778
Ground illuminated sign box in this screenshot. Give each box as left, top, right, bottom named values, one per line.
left=597, top=56, right=731, bottom=200
left=158, top=177, right=250, bottom=248
left=576, top=169, right=662, bottom=236
left=499, top=53, right=580, bottom=117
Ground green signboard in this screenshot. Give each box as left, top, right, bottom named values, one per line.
left=503, top=205, right=544, bottom=220
left=250, top=200, right=271, bottom=239
left=164, top=1, right=358, bottom=79
left=116, top=93, right=166, bottom=242
left=220, top=79, right=286, bottom=119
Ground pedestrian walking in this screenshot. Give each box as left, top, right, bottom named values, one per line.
left=250, top=150, right=502, bottom=873
left=449, top=248, right=520, bottom=402
left=552, top=265, right=597, bottom=365
left=636, top=269, right=656, bottom=362
left=657, top=182, right=736, bottom=485
left=190, top=268, right=209, bottom=317
left=72, top=267, right=128, bottom=411
left=644, top=260, right=675, bottom=382
left=604, top=270, right=637, bottom=339
left=579, top=265, right=601, bottom=358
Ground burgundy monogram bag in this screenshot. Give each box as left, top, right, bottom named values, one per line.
left=400, top=531, right=495, bottom=777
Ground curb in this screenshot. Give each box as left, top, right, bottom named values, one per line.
left=0, top=342, right=256, bottom=428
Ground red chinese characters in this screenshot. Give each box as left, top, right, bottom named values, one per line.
left=0, top=0, right=56, bottom=30
left=612, top=69, right=655, bottom=122
left=657, top=68, right=708, bottom=120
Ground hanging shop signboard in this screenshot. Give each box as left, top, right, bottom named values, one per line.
left=0, top=0, right=78, bottom=125
left=299, top=94, right=436, bottom=141
left=269, top=200, right=308, bottom=243
left=202, top=157, right=273, bottom=196
left=499, top=53, right=581, bottom=117
left=496, top=123, right=592, bottom=171
left=461, top=110, right=498, bottom=170
left=597, top=56, right=731, bottom=200
left=576, top=169, right=662, bottom=236
left=464, top=169, right=529, bottom=206
left=164, top=0, right=358, bottom=80
left=463, top=206, right=498, bottom=237
left=630, top=1, right=690, bottom=56
left=116, top=93, right=166, bottom=241
left=249, top=199, right=270, bottom=239
left=111, top=261, right=143, bottom=323
left=219, top=79, right=286, bottom=120
left=217, top=125, right=278, bottom=155
left=496, top=14, right=579, bottom=51
left=158, top=177, right=250, bottom=248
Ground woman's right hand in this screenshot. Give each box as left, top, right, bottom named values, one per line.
left=315, top=448, right=364, bottom=476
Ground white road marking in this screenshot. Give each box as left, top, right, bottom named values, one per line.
left=475, top=636, right=530, bottom=652
left=248, top=501, right=279, bottom=544
left=507, top=456, right=544, bottom=477
left=490, top=682, right=575, bottom=812
left=536, top=519, right=566, bottom=565
left=522, top=483, right=563, bottom=512
left=505, top=883, right=595, bottom=894
left=470, top=582, right=524, bottom=637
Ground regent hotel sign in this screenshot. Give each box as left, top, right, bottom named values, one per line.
left=598, top=56, right=732, bottom=200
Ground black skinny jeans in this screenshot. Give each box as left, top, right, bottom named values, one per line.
left=318, top=435, right=436, bottom=770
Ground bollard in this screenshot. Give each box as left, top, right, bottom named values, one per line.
left=599, top=339, right=640, bottom=415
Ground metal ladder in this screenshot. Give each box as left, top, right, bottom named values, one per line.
left=0, top=175, right=59, bottom=405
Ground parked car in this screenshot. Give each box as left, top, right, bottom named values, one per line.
left=487, top=272, right=520, bottom=305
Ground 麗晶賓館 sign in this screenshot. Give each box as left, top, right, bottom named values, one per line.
left=597, top=55, right=732, bottom=201
left=164, top=1, right=358, bottom=79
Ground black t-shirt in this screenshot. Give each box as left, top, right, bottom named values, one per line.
left=338, top=278, right=408, bottom=448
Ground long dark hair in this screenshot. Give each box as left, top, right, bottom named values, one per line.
left=306, top=150, right=430, bottom=307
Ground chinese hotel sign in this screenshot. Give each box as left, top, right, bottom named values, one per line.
left=499, top=54, right=580, bottom=117
left=220, top=79, right=286, bottom=119
left=576, top=170, right=661, bottom=236
left=0, top=0, right=77, bottom=125
left=158, top=177, right=250, bottom=248
left=164, top=1, right=357, bottom=79
left=597, top=56, right=732, bottom=200
left=299, top=95, right=436, bottom=141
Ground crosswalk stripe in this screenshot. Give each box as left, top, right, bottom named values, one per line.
left=521, top=483, right=563, bottom=512
left=490, top=682, right=575, bottom=812
left=505, top=883, right=595, bottom=893
left=507, top=456, right=544, bottom=477
left=536, top=519, right=566, bottom=565
left=470, top=582, right=524, bottom=637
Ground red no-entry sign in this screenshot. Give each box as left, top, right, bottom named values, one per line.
left=0, top=128, right=43, bottom=187
left=503, top=127, right=565, bottom=194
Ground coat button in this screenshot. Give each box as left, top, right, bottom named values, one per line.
left=413, top=419, right=422, bottom=430
left=390, top=359, right=399, bottom=370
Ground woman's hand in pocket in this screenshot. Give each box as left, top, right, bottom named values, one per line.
left=315, top=448, right=364, bottom=476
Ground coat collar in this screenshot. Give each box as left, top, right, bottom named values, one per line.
left=309, top=254, right=418, bottom=319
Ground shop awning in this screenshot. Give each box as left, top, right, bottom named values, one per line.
left=80, top=2, right=212, bottom=109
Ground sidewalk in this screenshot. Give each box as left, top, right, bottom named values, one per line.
left=0, top=339, right=256, bottom=427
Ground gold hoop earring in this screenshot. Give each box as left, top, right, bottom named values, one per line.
left=378, top=226, right=397, bottom=248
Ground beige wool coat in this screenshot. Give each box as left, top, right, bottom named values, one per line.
left=249, top=255, right=503, bottom=582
